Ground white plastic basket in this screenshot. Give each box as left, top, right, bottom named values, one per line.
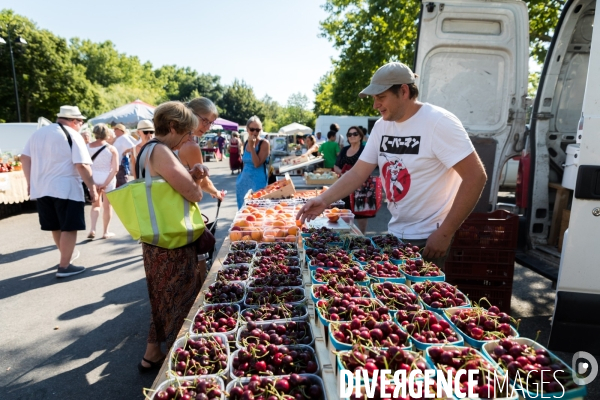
left=167, top=333, right=230, bottom=379
left=147, top=376, right=225, bottom=400
left=239, top=304, right=309, bottom=324
left=229, top=344, right=319, bottom=380
left=235, top=319, right=315, bottom=349
left=225, top=374, right=328, bottom=400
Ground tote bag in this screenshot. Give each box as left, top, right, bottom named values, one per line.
left=106, top=142, right=205, bottom=249
left=349, top=176, right=383, bottom=217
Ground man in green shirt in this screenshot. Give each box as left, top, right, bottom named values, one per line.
left=319, top=131, right=340, bottom=168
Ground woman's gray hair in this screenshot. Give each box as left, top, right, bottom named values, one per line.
left=186, top=97, right=218, bottom=118
left=92, top=123, right=109, bottom=140
left=247, top=115, right=262, bottom=127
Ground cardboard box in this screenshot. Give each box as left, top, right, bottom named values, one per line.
left=247, top=173, right=296, bottom=200
left=305, top=176, right=338, bottom=185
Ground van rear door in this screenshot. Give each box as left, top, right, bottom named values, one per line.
left=413, top=0, right=530, bottom=211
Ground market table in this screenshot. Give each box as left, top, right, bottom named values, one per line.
left=0, top=170, right=29, bottom=205
left=148, top=231, right=358, bottom=399
left=201, top=147, right=218, bottom=162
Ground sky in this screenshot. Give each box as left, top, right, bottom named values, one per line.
left=1, top=0, right=338, bottom=106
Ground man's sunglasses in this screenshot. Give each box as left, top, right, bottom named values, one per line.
left=142, top=131, right=154, bottom=135
left=248, top=128, right=261, bottom=133
left=347, top=131, right=360, bottom=137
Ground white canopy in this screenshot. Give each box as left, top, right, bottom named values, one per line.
left=278, top=122, right=312, bottom=136
left=89, top=99, right=155, bottom=127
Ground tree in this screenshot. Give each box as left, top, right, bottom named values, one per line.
left=154, top=65, right=224, bottom=103
left=277, top=93, right=315, bottom=129
left=218, top=79, right=265, bottom=125
left=313, top=71, right=346, bottom=116
left=260, top=95, right=282, bottom=133
left=0, top=10, right=102, bottom=122
left=317, top=0, right=564, bottom=115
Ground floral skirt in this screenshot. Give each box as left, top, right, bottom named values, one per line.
left=142, top=242, right=203, bottom=348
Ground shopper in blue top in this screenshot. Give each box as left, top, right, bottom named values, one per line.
left=236, top=116, right=270, bottom=208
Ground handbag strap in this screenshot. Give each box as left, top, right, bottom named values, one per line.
left=91, top=145, right=107, bottom=161
left=58, top=123, right=73, bottom=150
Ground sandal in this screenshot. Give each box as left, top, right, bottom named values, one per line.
left=102, top=232, right=115, bottom=239
left=87, top=232, right=95, bottom=239
left=138, top=356, right=165, bottom=374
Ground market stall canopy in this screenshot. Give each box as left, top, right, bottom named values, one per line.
left=213, top=118, right=238, bottom=131
left=89, top=99, right=156, bottom=127
left=278, top=122, right=312, bottom=136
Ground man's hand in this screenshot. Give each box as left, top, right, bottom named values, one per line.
left=89, top=185, right=99, bottom=203
left=296, top=197, right=328, bottom=223
left=422, top=228, right=453, bottom=260
left=189, top=164, right=210, bottom=181
left=211, top=190, right=225, bottom=201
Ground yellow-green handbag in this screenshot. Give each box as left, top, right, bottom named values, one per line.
left=106, top=142, right=205, bottom=249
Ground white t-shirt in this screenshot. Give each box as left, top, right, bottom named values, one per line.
left=359, top=103, right=475, bottom=239
left=113, top=134, right=136, bottom=162
left=315, top=137, right=326, bottom=145
left=22, top=123, right=92, bottom=202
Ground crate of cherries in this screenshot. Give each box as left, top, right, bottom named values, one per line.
left=147, top=376, right=225, bottom=400
left=245, top=287, right=305, bottom=307
left=236, top=320, right=314, bottom=348
left=352, top=247, right=390, bottom=264
left=252, top=256, right=300, bottom=268
left=311, top=282, right=371, bottom=302
left=345, top=235, right=375, bottom=251
left=400, top=259, right=445, bottom=282
left=216, top=264, right=250, bottom=282
left=329, top=317, right=411, bottom=350
left=316, top=297, right=388, bottom=325
left=338, top=344, right=426, bottom=380
left=226, top=374, right=326, bottom=400
left=250, top=264, right=301, bottom=279
left=306, top=248, right=352, bottom=270
left=388, top=243, right=422, bottom=264
left=394, top=309, right=463, bottom=350
left=371, top=233, right=402, bottom=249
left=311, top=266, right=369, bottom=286
left=412, top=280, right=470, bottom=310
left=363, top=260, right=406, bottom=282
left=230, top=343, right=318, bottom=378
left=258, top=241, right=297, bottom=250
left=223, top=251, right=254, bottom=265
left=370, top=282, right=421, bottom=312
left=240, top=303, right=308, bottom=323
left=249, top=273, right=303, bottom=288
left=203, top=282, right=246, bottom=305
left=168, top=334, right=229, bottom=377
left=230, top=240, right=257, bottom=253
left=255, top=244, right=299, bottom=258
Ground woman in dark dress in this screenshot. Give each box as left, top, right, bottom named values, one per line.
left=228, top=132, right=243, bottom=174
left=334, top=126, right=375, bottom=234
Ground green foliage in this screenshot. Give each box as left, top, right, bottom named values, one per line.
left=528, top=71, right=541, bottom=99
left=316, top=0, right=564, bottom=115
left=219, top=79, right=265, bottom=125
left=0, top=9, right=314, bottom=128
left=276, top=93, right=316, bottom=129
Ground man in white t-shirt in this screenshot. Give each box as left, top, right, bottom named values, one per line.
left=315, top=131, right=326, bottom=145
left=112, top=123, right=137, bottom=187
left=297, top=62, right=487, bottom=267
left=21, top=105, right=98, bottom=278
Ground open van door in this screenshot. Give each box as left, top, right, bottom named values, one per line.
left=413, top=0, right=530, bottom=212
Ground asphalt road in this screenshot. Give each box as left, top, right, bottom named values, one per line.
left=1, top=158, right=597, bottom=399
left=0, top=158, right=238, bottom=400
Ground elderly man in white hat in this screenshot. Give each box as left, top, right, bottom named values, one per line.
left=21, top=105, right=99, bottom=278
left=134, top=119, right=155, bottom=157
left=112, top=123, right=137, bottom=187
left=297, top=62, right=487, bottom=268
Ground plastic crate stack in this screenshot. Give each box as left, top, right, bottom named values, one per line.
left=444, top=210, right=519, bottom=313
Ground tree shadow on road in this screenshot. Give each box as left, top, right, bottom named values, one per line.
left=0, top=244, right=57, bottom=265
left=2, top=278, right=160, bottom=400
left=0, top=255, right=142, bottom=301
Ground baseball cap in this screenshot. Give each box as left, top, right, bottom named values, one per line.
left=359, top=62, right=416, bottom=98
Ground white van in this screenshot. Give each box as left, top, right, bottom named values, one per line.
left=0, top=117, right=52, bottom=154
left=413, top=0, right=594, bottom=276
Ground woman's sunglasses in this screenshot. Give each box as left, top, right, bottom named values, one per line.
left=248, top=128, right=261, bottom=133
left=347, top=131, right=360, bottom=137
left=142, top=131, right=154, bottom=135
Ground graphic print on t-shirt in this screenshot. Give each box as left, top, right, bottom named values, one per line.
left=380, top=154, right=411, bottom=204
left=379, top=135, right=421, bottom=155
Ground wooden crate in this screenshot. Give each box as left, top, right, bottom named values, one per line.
left=305, top=176, right=338, bottom=185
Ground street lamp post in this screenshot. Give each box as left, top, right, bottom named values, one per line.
left=0, top=26, right=27, bottom=122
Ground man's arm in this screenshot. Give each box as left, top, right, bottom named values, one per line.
left=422, top=152, right=487, bottom=259
left=21, top=155, right=31, bottom=195
left=296, top=160, right=377, bottom=222
left=75, top=163, right=98, bottom=203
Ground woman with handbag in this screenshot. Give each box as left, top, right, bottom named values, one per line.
left=235, top=116, right=270, bottom=208
left=333, top=126, right=376, bottom=233
left=228, top=132, right=243, bottom=174
left=87, top=124, right=119, bottom=239
left=177, top=97, right=224, bottom=201
left=134, top=101, right=208, bottom=373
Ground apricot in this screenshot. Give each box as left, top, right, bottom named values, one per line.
left=285, top=235, right=296, bottom=243
left=330, top=207, right=340, bottom=214
left=263, top=235, right=275, bottom=242
left=288, top=226, right=298, bottom=236
left=246, top=215, right=257, bottom=222
left=235, top=220, right=250, bottom=228
left=276, top=229, right=287, bottom=238
left=272, top=221, right=285, bottom=227
left=250, top=230, right=262, bottom=241
left=230, top=231, right=243, bottom=241
left=327, top=214, right=340, bottom=222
